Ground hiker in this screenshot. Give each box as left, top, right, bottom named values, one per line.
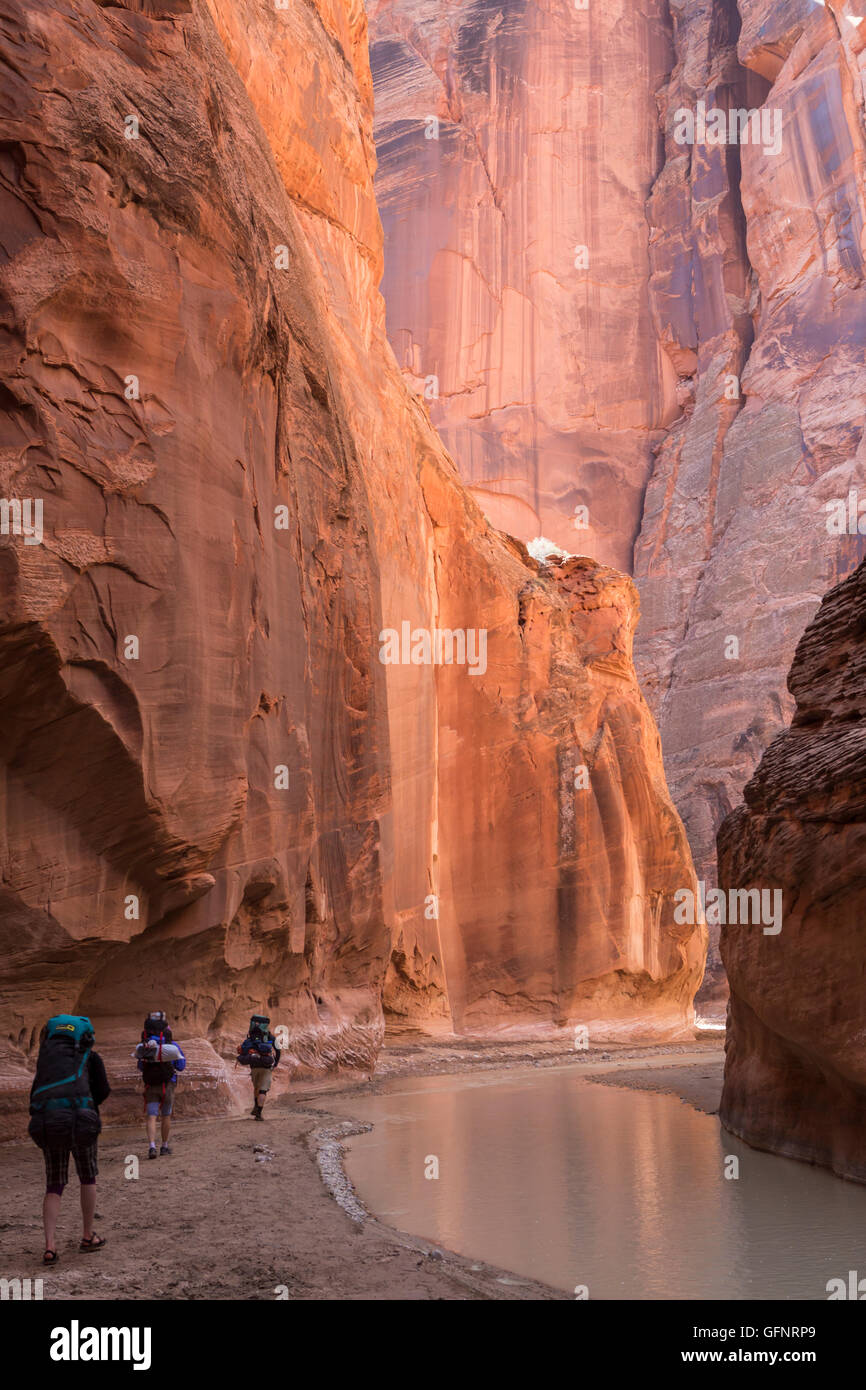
left=236, top=1015, right=281, bottom=1120
left=133, top=1011, right=186, bottom=1159
left=29, top=1014, right=110, bottom=1265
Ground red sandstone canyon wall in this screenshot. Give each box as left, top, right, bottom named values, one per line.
left=368, top=0, right=866, bottom=1000
left=367, top=0, right=678, bottom=569
left=0, top=0, right=704, bottom=1137
left=635, top=0, right=866, bottom=993
left=718, top=558, right=866, bottom=1182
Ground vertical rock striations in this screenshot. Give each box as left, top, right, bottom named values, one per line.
left=0, top=0, right=704, bottom=1133
left=718, top=558, right=866, bottom=1182
left=635, top=0, right=866, bottom=997
left=367, top=1, right=866, bottom=1005
left=367, top=0, right=678, bottom=568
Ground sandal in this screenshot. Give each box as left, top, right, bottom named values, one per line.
left=80, top=1234, right=106, bottom=1252
left=43, top=1249, right=58, bottom=1265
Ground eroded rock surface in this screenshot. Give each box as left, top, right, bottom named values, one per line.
left=718, top=558, right=866, bottom=1182
left=635, top=0, right=866, bottom=997
left=0, top=0, right=704, bottom=1136
left=367, top=0, right=678, bottom=567
left=367, top=0, right=866, bottom=1006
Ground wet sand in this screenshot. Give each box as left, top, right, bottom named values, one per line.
left=582, top=1051, right=725, bottom=1114
left=0, top=1036, right=723, bottom=1300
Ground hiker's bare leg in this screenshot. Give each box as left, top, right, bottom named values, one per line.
left=43, top=1191, right=61, bottom=1252
left=80, top=1182, right=96, bottom=1241
left=146, top=1114, right=158, bottom=1146
left=161, top=1114, right=171, bottom=1142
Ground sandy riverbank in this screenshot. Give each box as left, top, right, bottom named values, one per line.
left=0, top=1036, right=724, bottom=1300
left=582, top=1049, right=724, bottom=1114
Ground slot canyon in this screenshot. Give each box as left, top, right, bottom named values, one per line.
left=0, top=0, right=863, bottom=1208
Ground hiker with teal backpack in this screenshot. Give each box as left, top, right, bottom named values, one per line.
left=29, top=1015, right=110, bottom=1264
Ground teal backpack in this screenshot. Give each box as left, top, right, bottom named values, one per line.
left=29, top=1015, right=100, bottom=1148
left=43, top=1015, right=95, bottom=1047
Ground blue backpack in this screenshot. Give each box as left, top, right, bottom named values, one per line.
left=238, top=1016, right=275, bottom=1068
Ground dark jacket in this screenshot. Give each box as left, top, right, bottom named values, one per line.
left=88, top=1052, right=111, bottom=1108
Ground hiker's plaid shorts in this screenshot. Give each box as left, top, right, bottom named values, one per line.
left=43, top=1140, right=99, bottom=1188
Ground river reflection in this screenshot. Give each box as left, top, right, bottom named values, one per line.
left=320, top=1066, right=866, bottom=1299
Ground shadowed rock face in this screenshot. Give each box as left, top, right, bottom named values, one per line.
left=0, top=0, right=704, bottom=1135
left=368, top=0, right=866, bottom=1004
left=635, top=0, right=866, bottom=998
left=718, top=558, right=866, bottom=1182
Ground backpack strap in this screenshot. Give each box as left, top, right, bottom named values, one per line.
left=32, top=1047, right=92, bottom=1099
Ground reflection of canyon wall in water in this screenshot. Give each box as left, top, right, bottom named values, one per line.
left=368, top=0, right=866, bottom=998
left=0, top=0, right=704, bottom=1137
left=719, top=559, right=866, bottom=1183
left=329, top=1077, right=739, bottom=1297
left=332, top=1070, right=866, bottom=1291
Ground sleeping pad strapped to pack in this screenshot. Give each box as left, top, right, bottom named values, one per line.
left=135, top=1036, right=183, bottom=1084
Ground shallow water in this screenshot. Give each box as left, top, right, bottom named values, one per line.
left=322, top=1065, right=866, bottom=1299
